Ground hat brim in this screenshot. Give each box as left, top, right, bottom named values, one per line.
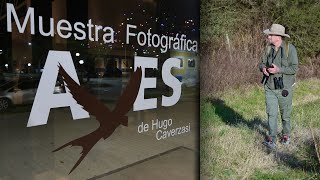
left=263, top=29, right=290, bottom=38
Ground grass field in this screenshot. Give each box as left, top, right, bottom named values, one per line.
left=201, top=78, right=320, bottom=179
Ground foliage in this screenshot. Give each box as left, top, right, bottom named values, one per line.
left=200, top=0, right=320, bottom=59
left=200, top=78, right=320, bottom=179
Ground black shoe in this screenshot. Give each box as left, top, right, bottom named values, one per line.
left=280, top=136, right=290, bottom=145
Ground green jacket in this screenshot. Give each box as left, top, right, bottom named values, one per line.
left=259, top=41, right=299, bottom=90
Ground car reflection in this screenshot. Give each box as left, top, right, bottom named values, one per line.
left=0, top=78, right=65, bottom=111
left=84, top=78, right=122, bottom=101
left=0, top=76, right=123, bottom=111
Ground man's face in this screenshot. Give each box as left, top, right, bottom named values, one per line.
left=267, top=34, right=281, bottom=45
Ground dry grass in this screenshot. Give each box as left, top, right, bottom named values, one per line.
left=201, top=125, right=276, bottom=179
left=200, top=30, right=320, bottom=97
left=201, top=111, right=320, bottom=179
left=200, top=27, right=266, bottom=96
left=200, top=79, right=320, bottom=179
left=310, top=124, right=320, bottom=166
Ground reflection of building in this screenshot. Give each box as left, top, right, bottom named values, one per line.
left=0, top=0, right=199, bottom=79
left=56, top=0, right=157, bottom=76
left=0, top=0, right=28, bottom=72
left=0, top=0, right=158, bottom=76
left=0, top=0, right=52, bottom=73
left=85, top=0, right=157, bottom=76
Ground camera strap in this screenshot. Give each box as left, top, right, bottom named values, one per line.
left=279, top=47, right=287, bottom=96
left=280, top=47, right=284, bottom=79
left=270, top=47, right=277, bottom=65
left=271, top=47, right=284, bottom=79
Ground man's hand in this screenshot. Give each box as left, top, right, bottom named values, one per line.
left=267, top=63, right=280, bottom=74
left=263, top=67, right=269, bottom=76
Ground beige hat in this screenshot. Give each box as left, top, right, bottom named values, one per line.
left=263, top=24, right=290, bottom=38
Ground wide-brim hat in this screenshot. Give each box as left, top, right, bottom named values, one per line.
left=263, top=24, right=290, bottom=38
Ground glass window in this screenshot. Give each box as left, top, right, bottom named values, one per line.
left=0, top=0, right=199, bottom=179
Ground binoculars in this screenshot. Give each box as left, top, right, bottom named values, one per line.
left=274, top=77, right=284, bottom=89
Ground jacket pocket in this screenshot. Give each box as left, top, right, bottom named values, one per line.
left=283, top=74, right=295, bottom=89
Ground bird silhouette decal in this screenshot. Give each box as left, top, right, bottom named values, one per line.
left=53, top=64, right=142, bottom=174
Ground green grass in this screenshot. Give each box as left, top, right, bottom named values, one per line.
left=252, top=169, right=319, bottom=180
left=201, top=78, right=320, bottom=179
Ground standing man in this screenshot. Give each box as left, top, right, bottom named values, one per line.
left=259, top=24, right=298, bottom=149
